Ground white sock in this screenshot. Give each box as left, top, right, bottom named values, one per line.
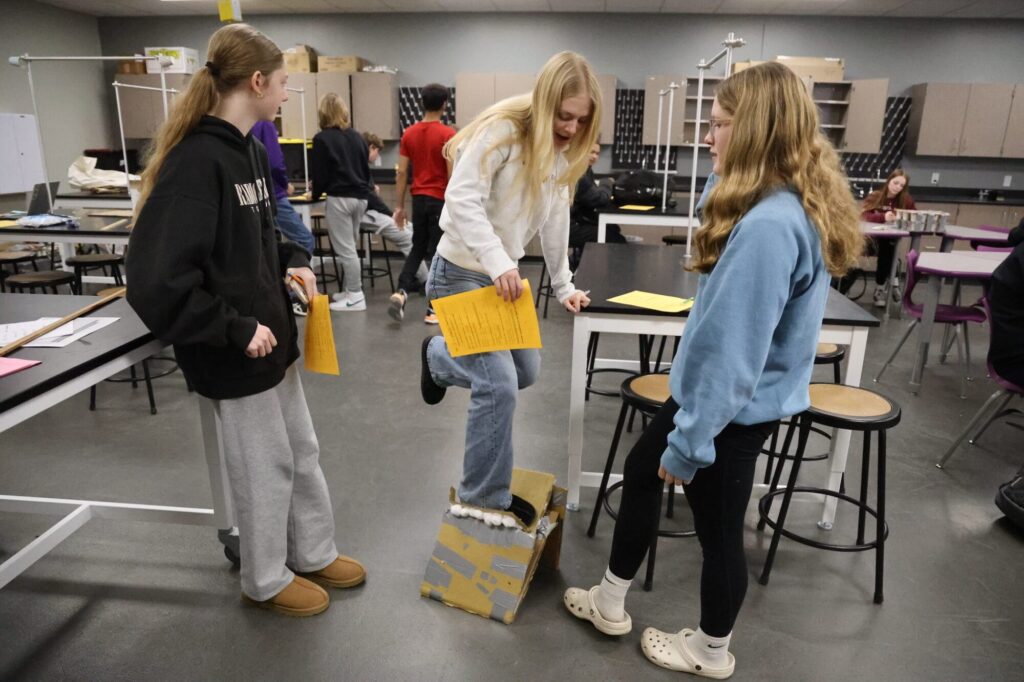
left=685, top=628, right=731, bottom=668
left=593, top=568, right=631, bottom=622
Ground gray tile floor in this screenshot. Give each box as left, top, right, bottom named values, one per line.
left=1, top=267, right=1022, bottom=681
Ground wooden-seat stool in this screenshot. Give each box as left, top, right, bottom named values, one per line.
left=359, top=225, right=394, bottom=291
left=310, top=212, right=341, bottom=294
left=6, top=269, right=77, bottom=294
left=64, top=252, right=125, bottom=293
left=1, top=251, right=41, bottom=292
left=757, top=383, right=901, bottom=604
left=587, top=372, right=696, bottom=591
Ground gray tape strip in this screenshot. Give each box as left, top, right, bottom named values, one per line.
left=448, top=516, right=535, bottom=549
left=489, top=588, right=520, bottom=611
left=431, top=542, right=476, bottom=579
left=550, top=489, right=567, bottom=508
left=490, top=604, right=510, bottom=623
left=476, top=582, right=491, bottom=596
left=490, top=555, right=528, bottom=580
left=423, top=559, right=453, bottom=589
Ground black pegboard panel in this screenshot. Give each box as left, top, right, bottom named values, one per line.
left=612, top=89, right=680, bottom=171
left=399, top=86, right=456, bottom=133
left=840, top=96, right=911, bottom=180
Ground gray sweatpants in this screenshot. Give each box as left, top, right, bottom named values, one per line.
left=325, top=196, right=368, bottom=294
left=361, top=209, right=429, bottom=285
left=215, top=365, right=338, bottom=601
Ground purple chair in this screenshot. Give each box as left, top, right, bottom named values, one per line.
left=937, top=298, right=1024, bottom=468
left=874, top=250, right=987, bottom=398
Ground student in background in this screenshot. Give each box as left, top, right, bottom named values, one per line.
left=250, top=119, right=315, bottom=256
left=360, top=131, right=428, bottom=290
left=569, top=140, right=624, bottom=269
left=311, top=93, right=371, bottom=312
left=861, top=169, right=915, bottom=307
left=420, top=51, right=597, bottom=525
left=563, top=62, right=863, bottom=678
left=389, top=83, right=456, bottom=324
left=126, top=23, right=364, bottom=618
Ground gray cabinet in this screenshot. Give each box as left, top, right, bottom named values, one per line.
left=957, top=203, right=1017, bottom=229
left=115, top=74, right=191, bottom=139
left=1002, top=84, right=1024, bottom=158
left=959, top=83, right=1014, bottom=157
left=908, top=83, right=971, bottom=156
left=595, top=74, right=617, bottom=144
left=280, top=72, right=318, bottom=139
left=455, top=73, right=495, bottom=129
left=351, top=72, right=399, bottom=140
left=841, top=79, right=889, bottom=154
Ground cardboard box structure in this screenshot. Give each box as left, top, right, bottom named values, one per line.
left=731, top=60, right=767, bottom=74
left=284, top=44, right=318, bottom=73
left=421, top=469, right=566, bottom=624
left=775, top=56, right=845, bottom=81
left=144, top=46, right=198, bottom=74
left=318, top=55, right=370, bottom=73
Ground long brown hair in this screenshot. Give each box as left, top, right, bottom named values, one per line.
left=443, top=51, right=601, bottom=211
left=135, top=23, right=283, bottom=218
left=692, top=62, right=863, bottom=277
left=863, top=168, right=913, bottom=211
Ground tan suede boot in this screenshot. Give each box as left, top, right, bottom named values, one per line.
left=301, top=555, right=366, bottom=589
left=244, top=576, right=329, bottom=617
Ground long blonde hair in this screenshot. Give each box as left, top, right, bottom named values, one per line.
left=443, top=51, right=601, bottom=211
left=692, top=62, right=863, bottom=276
left=318, top=92, right=350, bottom=130
left=135, top=23, right=283, bottom=218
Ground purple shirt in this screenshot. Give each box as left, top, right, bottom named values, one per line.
left=250, top=120, right=289, bottom=201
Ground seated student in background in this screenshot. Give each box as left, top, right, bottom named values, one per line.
left=988, top=220, right=1024, bottom=387
left=569, top=141, right=624, bottom=269
left=563, top=62, right=863, bottom=679
left=360, top=132, right=428, bottom=291
left=861, top=169, right=915, bottom=308
left=251, top=119, right=315, bottom=257
left=310, top=92, right=371, bottom=312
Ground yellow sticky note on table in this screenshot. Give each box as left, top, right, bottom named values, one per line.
left=432, top=279, right=542, bottom=358
left=608, top=290, right=694, bottom=313
left=303, top=294, right=339, bottom=375
left=618, top=204, right=655, bottom=211
left=0, top=220, right=17, bottom=228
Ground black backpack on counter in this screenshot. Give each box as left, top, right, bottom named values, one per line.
left=613, top=170, right=671, bottom=208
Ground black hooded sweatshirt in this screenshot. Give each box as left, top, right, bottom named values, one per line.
left=126, top=116, right=310, bottom=400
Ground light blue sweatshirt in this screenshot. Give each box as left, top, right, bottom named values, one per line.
left=662, top=176, right=831, bottom=481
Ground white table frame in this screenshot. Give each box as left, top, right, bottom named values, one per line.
left=598, top=211, right=698, bottom=243
left=566, top=312, right=869, bottom=531
left=0, top=339, right=235, bottom=590
left=3, top=229, right=129, bottom=286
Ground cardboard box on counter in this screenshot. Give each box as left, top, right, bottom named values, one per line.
left=731, top=60, right=767, bottom=74
left=144, top=47, right=198, bottom=74
left=775, top=56, right=845, bottom=82
left=318, top=55, right=370, bottom=73
left=420, top=468, right=566, bottom=625
left=284, top=44, right=318, bottom=73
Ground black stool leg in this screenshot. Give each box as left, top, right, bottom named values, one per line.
left=857, top=431, right=872, bottom=546
left=129, top=364, right=139, bottom=389
left=142, top=358, right=157, bottom=415
left=758, top=420, right=796, bottom=531
left=382, top=237, right=395, bottom=292
left=833, top=360, right=841, bottom=385
left=654, top=336, right=668, bottom=372
left=666, top=481, right=675, bottom=519
left=643, top=483, right=666, bottom=592
left=585, top=332, right=599, bottom=401
left=89, top=385, right=97, bottom=411
left=587, top=401, right=630, bottom=538
left=875, top=429, right=886, bottom=605
left=759, top=413, right=811, bottom=586
left=762, top=423, right=781, bottom=485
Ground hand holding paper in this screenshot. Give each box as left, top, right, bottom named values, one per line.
left=432, top=280, right=542, bottom=358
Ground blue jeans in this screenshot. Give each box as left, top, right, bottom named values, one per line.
left=275, top=197, right=315, bottom=255
left=425, top=255, right=541, bottom=509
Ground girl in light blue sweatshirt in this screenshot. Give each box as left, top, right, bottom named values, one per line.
left=564, top=62, right=864, bottom=679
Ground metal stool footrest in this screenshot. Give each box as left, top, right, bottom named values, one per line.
left=758, top=486, right=889, bottom=552
left=601, top=481, right=696, bottom=538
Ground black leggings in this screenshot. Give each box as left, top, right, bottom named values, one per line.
left=608, top=397, right=777, bottom=637
left=873, top=239, right=896, bottom=286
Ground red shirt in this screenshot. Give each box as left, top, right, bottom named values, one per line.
left=399, top=120, right=455, bottom=200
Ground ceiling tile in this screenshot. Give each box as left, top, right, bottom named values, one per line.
left=716, top=0, right=783, bottom=13
left=605, top=0, right=664, bottom=10
left=436, top=0, right=497, bottom=9
left=491, top=0, right=553, bottom=10
left=945, top=0, right=1024, bottom=17
left=382, top=0, right=445, bottom=8
left=884, top=0, right=975, bottom=16
left=548, top=0, right=605, bottom=10
left=659, top=0, right=723, bottom=12
left=830, top=0, right=912, bottom=15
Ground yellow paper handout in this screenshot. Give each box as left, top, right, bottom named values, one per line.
left=607, top=290, right=694, bottom=313
left=304, top=294, right=340, bottom=375
left=432, top=279, right=542, bottom=358
left=618, top=204, right=655, bottom=211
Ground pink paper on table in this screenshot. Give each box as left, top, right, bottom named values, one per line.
left=0, top=357, right=42, bottom=378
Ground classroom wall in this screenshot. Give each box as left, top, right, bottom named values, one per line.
left=0, top=0, right=113, bottom=210
left=88, top=11, right=1021, bottom=189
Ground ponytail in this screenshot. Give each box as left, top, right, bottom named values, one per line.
left=134, top=23, right=283, bottom=218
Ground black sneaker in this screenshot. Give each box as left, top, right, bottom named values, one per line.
left=507, top=494, right=537, bottom=527
left=421, top=336, right=446, bottom=405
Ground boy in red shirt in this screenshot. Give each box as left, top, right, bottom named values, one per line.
left=390, top=83, right=455, bottom=324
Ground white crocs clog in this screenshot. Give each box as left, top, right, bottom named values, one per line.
left=562, top=586, right=632, bottom=636
left=640, top=627, right=735, bottom=679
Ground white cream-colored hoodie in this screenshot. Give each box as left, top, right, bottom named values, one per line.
left=437, top=119, right=576, bottom=303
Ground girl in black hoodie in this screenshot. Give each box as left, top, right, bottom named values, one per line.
left=126, top=23, right=364, bottom=617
